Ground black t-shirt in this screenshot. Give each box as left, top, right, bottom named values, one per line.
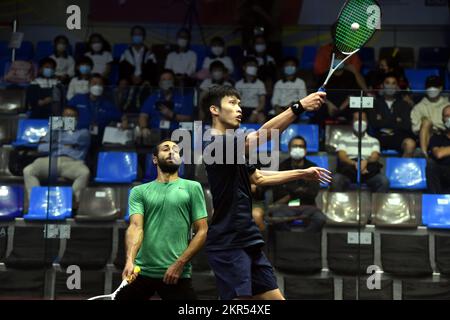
left=429, top=133, right=450, bottom=166
left=204, top=133, right=264, bottom=251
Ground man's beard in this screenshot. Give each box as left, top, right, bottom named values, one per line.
left=158, top=159, right=180, bottom=174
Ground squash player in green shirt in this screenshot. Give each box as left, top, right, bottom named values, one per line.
left=115, top=139, right=209, bottom=300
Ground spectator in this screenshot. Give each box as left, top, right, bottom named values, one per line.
left=23, top=106, right=90, bottom=210
left=365, top=56, right=408, bottom=91
left=26, top=57, right=62, bottom=119
left=244, top=35, right=277, bottom=94
left=331, top=111, right=390, bottom=192
left=234, top=57, right=266, bottom=123
left=368, top=73, right=416, bottom=157
left=198, top=61, right=232, bottom=120
left=119, top=25, right=158, bottom=86
left=411, top=76, right=449, bottom=155
left=201, top=36, right=235, bottom=78
left=164, top=28, right=197, bottom=86
left=85, top=33, right=113, bottom=80
left=66, top=56, right=93, bottom=101
left=49, top=35, right=75, bottom=84
left=138, top=69, right=194, bottom=141
left=426, top=105, right=450, bottom=194
left=314, top=24, right=362, bottom=77
left=269, top=136, right=326, bottom=232
left=68, top=74, right=122, bottom=142
left=271, top=56, right=307, bottom=115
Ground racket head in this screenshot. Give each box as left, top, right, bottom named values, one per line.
left=333, top=0, right=382, bottom=54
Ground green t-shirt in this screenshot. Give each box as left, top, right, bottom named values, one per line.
left=129, top=178, right=208, bottom=279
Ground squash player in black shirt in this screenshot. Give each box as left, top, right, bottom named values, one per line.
left=201, top=85, right=331, bottom=300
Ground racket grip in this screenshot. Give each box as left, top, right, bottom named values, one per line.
left=318, top=87, right=326, bottom=93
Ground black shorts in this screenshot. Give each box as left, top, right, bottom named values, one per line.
left=115, top=275, right=197, bottom=300
left=207, top=245, right=279, bottom=300
left=375, top=131, right=415, bottom=152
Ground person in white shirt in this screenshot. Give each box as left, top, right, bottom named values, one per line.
left=49, top=35, right=75, bottom=84
left=271, top=57, right=307, bottom=115
left=198, top=61, right=232, bottom=120
left=85, top=33, right=113, bottom=80
left=165, top=28, right=197, bottom=85
left=66, top=56, right=93, bottom=101
left=201, top=36, right=234, bottom=78
left=119, top=25, right=158, bottom=86
left=234, top=57, right=267, bottom=123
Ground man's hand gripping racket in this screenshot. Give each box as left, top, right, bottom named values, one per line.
left=88, top=266, right=141, bottom=300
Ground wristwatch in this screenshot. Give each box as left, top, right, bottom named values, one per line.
left=290, top=101, right=305, bottom=116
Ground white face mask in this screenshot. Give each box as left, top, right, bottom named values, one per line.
left=383, top=83, right=397, bottom=97
left=246, top=66, right=258, bottom=77
left=353, top=120, right=367, bottom=134
left=211, top=46, right=224, bottom=56
left=444, top=118, right=450, bottom=130
left=426, top=87, right=441, bottom=99
left=91, top=43, right=103, bottom=52
left=177, top=38, right=188, bottom=48
left=290, top=147, right=306, bottom=160
left=90, top=85, right=104, bottom=97
left=255, top=44, right=266, bottom=53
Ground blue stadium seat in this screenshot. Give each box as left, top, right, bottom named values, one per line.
left=12, top=119, right=48, bottom=147
left=381, top=149, right=400, bottom=156
left=0, top=57, right=9, bottom=79
left=421, top=194, right=450, bottom=229
left=15, top=41, right=34, bottom=61
left=300, top=46, right=317, bottom=70
left=306, top=155, right=329, bottom=187
left=144, top=153, right=185, bottom=182
left=404, top=68, right=440, bottom=91
left=418, top=47, right=450, bottom=69
left=190, top=44, right=207, bottom=71
left=386, top=157, right=427, bottom=190
left=34, top=41, right=53, bottom=62
left=359, top=47, right=376, bottom=69
left=112, top=43, right=129, bottom=61
left=0, top=41, right=8, bottom=58
left=124, top=189, right=131, bottom=222
left=281, top=124, right=319, bottom=153
left=109, top=63, right=120, bottom=85
left=74, top=42, right=87, bottom=61
left=24, top=186, right=72, bottom=221
left=0, top=185, right=23, bottom=221
left=95, top=151, right=138, bottom=183
left=282, top=46, right=299, bottom=58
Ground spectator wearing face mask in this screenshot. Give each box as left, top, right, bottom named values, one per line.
left=234, top=57, right=266, bottom=123
left=138, top=69, right=194, bottom=141
left=164, top=28, right=197, bottom=85
left=201, top=36, right=234, bottom=78
left=368, top=73, right=416, bottom=157
left=49, top=35, right=75, bottom=84
left=271, top=56, right=307, bottom=116
left=66, top=56, right=94, bottom=101
left=331, top=111, right=389, bottom=193
left=84, top=33, right=113, bottom=80
left=119, top=25, right=158, bottom=86
left=68, top=74, right=122, bottom=142
left=411, top=76, right=449, bottom=156
left=426, top=105, right=450, bottom=194
left=26, top=57, right=62, bottom=119
left=268, top=136, right=326, bottom=232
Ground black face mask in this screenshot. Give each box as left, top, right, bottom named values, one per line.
left=157, top=159, right=180, bottom=174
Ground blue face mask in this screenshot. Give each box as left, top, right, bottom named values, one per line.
left=132, top=35, right=144, bottom=45
left=42, top=68, right=54, bottom=78
left=284, top=65, right=297, bottom=76
left=79, top=65, right=91, bottom=75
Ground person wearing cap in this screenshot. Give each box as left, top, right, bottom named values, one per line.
left=411, top=76, right=449, bottom=156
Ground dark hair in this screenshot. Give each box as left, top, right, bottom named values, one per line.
left=283, top=56, right=299, bottom=66
left=383, top=72, right=398, bottom=82
left=39, top=57, right=57, bottom=69
left=63, top=105, right=79, bottom=116
left=177, top=28, right=191, bottom=39
left=153, top=138, right=176, bottom=157
left=53, top=35, right=70, bottom=57
left=210, top=36, right=225, bottom=46
left=160, top=69, right=176, bottom=79
left=243, top=56, right=258, bottom=66
left=90, top=73, right=105, bottom=83
left=289, top=136, right=307, bottom=150
left=209, top=60, right=226, bottom=72
left=425, top=75, right=443, bottom=88
left=201, top=85, right=241, bottom=123
left=131, top=25, right=146, bottom=37
left=77, top=56, right=94, bottom=67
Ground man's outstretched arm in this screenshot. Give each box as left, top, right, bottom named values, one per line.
left=246, top=92, right=326, bottom=152
left=250, top=168, right=332, bottom=187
